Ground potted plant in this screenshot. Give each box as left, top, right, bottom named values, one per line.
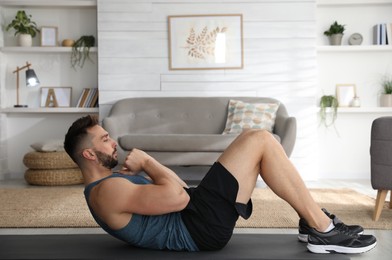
left=380, top=75, right=392, bottom=107
left=319, top=95, right=339, bottom=127
left=324, top=21, right=345, bottom=45
left=71, top=35, right=96, bottom=69
left=5, top=10, right=40, bottom=47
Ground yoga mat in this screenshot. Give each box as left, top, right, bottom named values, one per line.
left=0, top=234, right=350, bottom=260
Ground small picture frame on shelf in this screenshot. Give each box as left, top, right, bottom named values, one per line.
left=41, top=26, right=58, bottom=46
left=336, top=84, right=356, bottom=107
left=40, top=87, right=72, bottom=107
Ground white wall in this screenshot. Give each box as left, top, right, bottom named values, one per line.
left=316, top=1, right=392, bottom=179
left=97, top=0, right=319, bottom=180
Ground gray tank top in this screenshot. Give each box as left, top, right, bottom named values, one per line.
left=84, top=173, right=198, bottom=251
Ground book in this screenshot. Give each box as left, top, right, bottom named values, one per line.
left=78, top=88, right=99, bottom=107
left=89, top=88, right=99, bottom=107
left=374, top=23, right=391, bottom=45
left=381, top=23, right=387, bottom=45
left=386, top=23, right=392, bottom=45
left=83, top=88, right=94, bottom=108
left=76, top=88, right=90, bottom=107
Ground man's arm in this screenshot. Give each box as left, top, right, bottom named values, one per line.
left=99, top=149, right=190, bottom=216
left=121, top=149, right=188, bottom=188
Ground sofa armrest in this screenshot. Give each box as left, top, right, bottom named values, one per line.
left=274, top=116, right=296, bottom=157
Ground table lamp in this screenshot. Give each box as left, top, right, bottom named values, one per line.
left=13, top=62, right=40, bottom=107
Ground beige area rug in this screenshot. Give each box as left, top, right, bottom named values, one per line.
left=0, top=187, right=391, bottom=229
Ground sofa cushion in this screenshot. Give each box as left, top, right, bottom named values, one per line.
left=30, top=140, right=65, bottom=152
left=119, top=133, right=281, bottom=152
left=223, top=99, right=279, bottom=134
left=119, top=134, right=239, bottom=152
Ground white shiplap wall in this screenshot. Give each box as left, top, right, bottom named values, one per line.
left=97, top=0, right=318, bottom=179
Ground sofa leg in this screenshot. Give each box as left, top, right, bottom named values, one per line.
left=373, top=190, right=388, bottom=221
left=390, top=191, right=392, bottom=209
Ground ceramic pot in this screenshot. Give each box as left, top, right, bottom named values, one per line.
left=62, top=39, right=75, bottom=47
left=18, top=34, right=32, bottom=47
left=380, top=94, right=392, bottom=107
left=351, top=96, right=361, bottom=107
left=329, top=34, right=343, bottom=45
left=320, top=107, right=337, bottom=127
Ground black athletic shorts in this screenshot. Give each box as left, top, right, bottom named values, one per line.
left=180, top=162, right=253, bottom=251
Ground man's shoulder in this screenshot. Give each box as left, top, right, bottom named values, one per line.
left=99, top=174, right=135, bottom=189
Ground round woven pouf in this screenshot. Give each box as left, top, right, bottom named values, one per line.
left=23, top=151, right=83, bottom=186
left=24, top=168, right=83, bottom=186
left=23, top=151, right=77, bottom=170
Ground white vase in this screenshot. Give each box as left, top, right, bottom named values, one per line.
left=351, top=96, right=361, bottom=107
left=380, top=94, right=392, bottom=107
left=18, top=34, right=32, bottom=47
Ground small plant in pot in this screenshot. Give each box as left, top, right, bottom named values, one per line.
left=319, top=95, right=339, bottom=127
left=380, top=75, right=392, bottom=107
left=6, top=10, right=40, bottom=47
left=71, top=35, right=96, bottom=69
left=324, top=21, right=345, bottom=45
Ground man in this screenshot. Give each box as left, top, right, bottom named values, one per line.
left=64, top=115, right=376, bottom=254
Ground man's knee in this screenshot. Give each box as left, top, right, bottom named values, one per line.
left=240, top=129, right=274, bottom=143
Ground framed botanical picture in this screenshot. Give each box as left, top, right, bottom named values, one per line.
left=41, top=26, right=58, bottom=46
left=40, top=87, right=72, bottom=107
left=336, top=84, right=356, bottom=107
left=168, top=14, right=243, bottom=70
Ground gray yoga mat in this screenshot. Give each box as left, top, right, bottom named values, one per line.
left=0, top=233, right=350, bottom=259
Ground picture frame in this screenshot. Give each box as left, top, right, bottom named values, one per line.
left=41, top=26, right=58, bottom=46
left=336, top=84, right=356, bottom=107
left=40, top=87, right=72, bottom=107
left=168, top=14, right=243, bottom=70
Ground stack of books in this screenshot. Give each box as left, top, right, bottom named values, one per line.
left=76, top=88, right=99, bottom=107
left=374, top=23, right=392, bottom=45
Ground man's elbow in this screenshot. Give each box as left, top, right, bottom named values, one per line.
left=173, top=187, right=190, bottom=211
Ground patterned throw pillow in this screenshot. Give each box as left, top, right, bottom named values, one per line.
left=222, top=99, right=280, bottom=134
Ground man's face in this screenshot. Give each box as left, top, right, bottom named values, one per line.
left=94, top=150, right=118, bottom=169
left=88, top=125, right=118, bottom=169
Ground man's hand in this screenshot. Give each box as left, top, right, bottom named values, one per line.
left=119, top=148, right=188, bottom=188
left=120, top=149, right=151, bottom=175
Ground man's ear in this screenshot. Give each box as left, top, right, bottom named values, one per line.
left=82, top=149, right=95, bottom=160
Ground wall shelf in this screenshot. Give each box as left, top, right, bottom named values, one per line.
left=0, top=0, right=96, bottom=7
left=317, top=0, right=392, bottom=6
left=0, top=107, right=98, bottom=114
left=317, top=45, right=392, bottom=52
left=0, top=47, right=98, bottom=53
left=337, top=107, right=392, bottom=113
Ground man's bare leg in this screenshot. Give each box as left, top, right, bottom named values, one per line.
left=217, top=129, right=331, bottom=232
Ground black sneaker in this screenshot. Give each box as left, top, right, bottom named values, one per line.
left=307, top=223, right=377, bottom=254
left=298, top=208, right=364, bottom=242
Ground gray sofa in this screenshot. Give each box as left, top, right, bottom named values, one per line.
left=102, top=97, right=296, bottom=166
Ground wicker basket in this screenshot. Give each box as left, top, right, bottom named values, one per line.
left=24, top=168, right=83, bottom=186
left=23, top=151, right=77, bottom=170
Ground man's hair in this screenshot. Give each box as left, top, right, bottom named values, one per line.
left=64, top=115, right=99, bottom=164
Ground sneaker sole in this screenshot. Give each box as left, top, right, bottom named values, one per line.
left=298, top=231, right=364, bottom=243
left=307, top=241, right=377, bottom=254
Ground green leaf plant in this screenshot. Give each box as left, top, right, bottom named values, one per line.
left=323, top=21, right=345, bottom=36
left=319, top=95, right=339, bottom=128
left=6, top=10, right=40, bottom=37
left=71, top=36, right=96, bottom=69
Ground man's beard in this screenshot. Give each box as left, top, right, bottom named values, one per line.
left=94, top=150, right=118, bottom=169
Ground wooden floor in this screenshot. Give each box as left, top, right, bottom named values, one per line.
left=0, top=178, right=391, bottom=259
